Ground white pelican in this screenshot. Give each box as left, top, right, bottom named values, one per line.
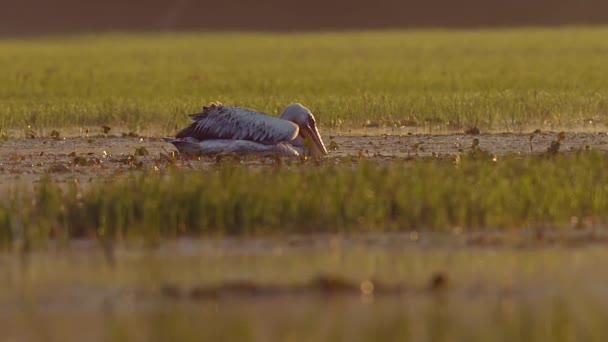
left=163, top=103, right=328, bottom=157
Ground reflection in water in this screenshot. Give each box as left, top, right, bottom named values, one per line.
left=2, top=238, right=608, bottom=341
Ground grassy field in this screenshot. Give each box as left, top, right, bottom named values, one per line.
left=1, top=27, right=608, bottom=132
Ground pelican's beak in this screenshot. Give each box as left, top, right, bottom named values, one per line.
left=301, top=119, right=328, bottom=157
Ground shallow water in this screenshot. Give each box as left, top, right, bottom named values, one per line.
left=2, top=233, right=608, bottom=341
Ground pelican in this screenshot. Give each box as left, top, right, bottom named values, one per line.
left=163, top=103, right=328, bottom=157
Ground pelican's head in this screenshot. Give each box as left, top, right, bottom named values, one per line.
left=280, top=103, right=328, bottom=157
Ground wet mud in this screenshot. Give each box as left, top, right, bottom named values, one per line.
left=0, top=130, right=607, bottom=187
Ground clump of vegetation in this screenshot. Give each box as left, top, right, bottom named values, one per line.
left=1, top=152, right=608, bottom=246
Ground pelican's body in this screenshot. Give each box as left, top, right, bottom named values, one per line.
left=162, top=138, right=305, bottom=157
left=164, top=103, right=328, bottom=157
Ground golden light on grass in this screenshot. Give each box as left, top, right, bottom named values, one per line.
left=1, top=28, right=608, bottom=131
left=3, top=152, right=608, bottom=244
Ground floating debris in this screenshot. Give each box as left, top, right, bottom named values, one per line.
left=134, top=147, right=149, bottom=156
left=328, top=139, right=340, bottom=151
left=546, top=131, right=566, bottom=155
left=24, top=127, right=37, bottom=139
left=122, top=132, right=140, bottom=138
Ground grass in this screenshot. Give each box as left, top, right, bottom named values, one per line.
left=2, top=27, right=608, bottom=131
left=1, top=151, right=607, bottom=246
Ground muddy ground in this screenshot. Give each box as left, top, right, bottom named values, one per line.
left=1, top=130, right=607, bottom=188
left=0, top=132, right=608, bottom=186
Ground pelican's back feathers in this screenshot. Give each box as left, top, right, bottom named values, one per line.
left=176, top=104, right=299, bottom=144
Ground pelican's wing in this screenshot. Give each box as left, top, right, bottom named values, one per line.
left=163, top=138, right=302, bottom=157
left=175, top=104, right=299, bottom=144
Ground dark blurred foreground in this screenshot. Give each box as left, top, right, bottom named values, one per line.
left=1, top=0, right=607, bottom=34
